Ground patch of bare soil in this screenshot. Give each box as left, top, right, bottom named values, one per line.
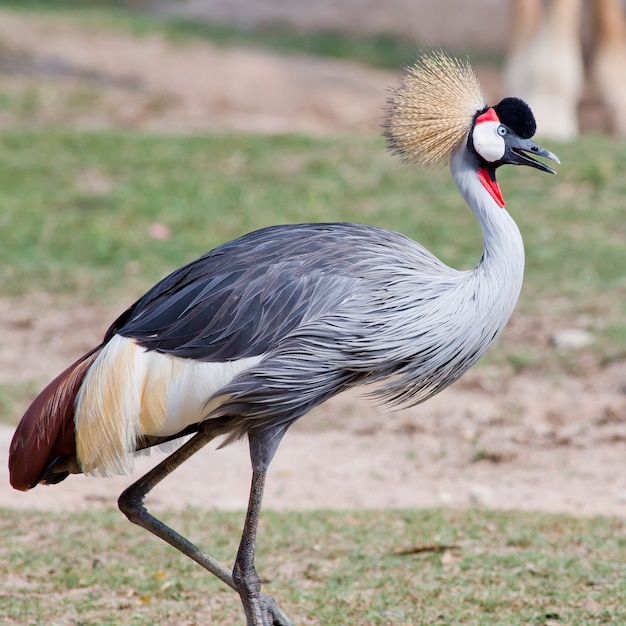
left=0, top=10, right=395, bottom=135
left=1, top=10, right=625, bottom=517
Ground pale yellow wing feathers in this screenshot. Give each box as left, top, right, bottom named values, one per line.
left=74, top=335, right=263, bottom=477
left=75, top=336, right=141, bottom=475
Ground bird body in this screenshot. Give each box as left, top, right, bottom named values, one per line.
left=8, top=51, right=559, bottom=626
left=10, top=209, right=522, bottom=488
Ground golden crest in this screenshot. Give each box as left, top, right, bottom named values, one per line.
left=383, top=50, right=486, bottom=168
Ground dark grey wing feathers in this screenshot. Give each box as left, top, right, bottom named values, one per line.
left=113, top=223, right=386, bottom=361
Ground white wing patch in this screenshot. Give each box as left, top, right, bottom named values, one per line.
left=75, top=334, right=263, bottom=477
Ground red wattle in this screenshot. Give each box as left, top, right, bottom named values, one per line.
left=478, top=167, right=505, bottom=208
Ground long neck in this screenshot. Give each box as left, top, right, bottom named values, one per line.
left=450, top=145, right=525, bottom=321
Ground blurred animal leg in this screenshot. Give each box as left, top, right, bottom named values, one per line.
left=505, top=0, right=584, bottom=140
left=590, top=0, right=626, bottom=136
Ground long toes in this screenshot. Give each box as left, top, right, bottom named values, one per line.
left=259, top=593, right=294, bottom=626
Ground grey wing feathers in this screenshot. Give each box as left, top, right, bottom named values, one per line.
left=114, top=223, right=426, bottom=361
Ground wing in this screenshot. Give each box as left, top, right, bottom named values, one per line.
left=110, top=223, right=397, bottom=361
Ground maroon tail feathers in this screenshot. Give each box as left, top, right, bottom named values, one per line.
left=8, top=347, right=101, bottom=491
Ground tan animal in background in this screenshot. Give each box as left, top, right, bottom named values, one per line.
left=506, top=0, right=626, bottom=139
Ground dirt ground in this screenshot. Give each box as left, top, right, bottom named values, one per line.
left=1, top=9, right=625, bottom=518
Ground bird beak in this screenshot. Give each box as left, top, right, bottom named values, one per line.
left=503, top=135, right=560, bottom=174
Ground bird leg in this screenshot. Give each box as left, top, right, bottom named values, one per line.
left=118, top=423, right=234, bottom=587
left=233, top=468, right=268, bottom=625
left=117, top=421, right=293, bottom=626
left=231, top=429, right=294, bottom=626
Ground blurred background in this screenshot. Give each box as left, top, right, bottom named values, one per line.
left=1, top=0, right=626, bottom=520
left=2, top=0, right=626, bottom=136
left=2, top=2, right=626, bottom=623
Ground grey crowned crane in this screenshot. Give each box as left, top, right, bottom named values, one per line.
left=9, top=51, right=559, bottom=626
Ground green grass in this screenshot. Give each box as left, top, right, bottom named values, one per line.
left=1, top=507, right=625, bottom=625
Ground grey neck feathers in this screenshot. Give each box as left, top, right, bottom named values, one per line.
left=450, top=144, right=525, bottom=312
left=357, top=145, right=527, bottom=409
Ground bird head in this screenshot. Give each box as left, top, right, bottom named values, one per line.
left=470, top=98, right=559, bottom=206
left=383, top=50, right=560, bottom=207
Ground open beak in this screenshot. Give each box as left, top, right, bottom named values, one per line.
left=504, top=135, right=560, bottom=174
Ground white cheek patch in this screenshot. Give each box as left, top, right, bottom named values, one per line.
left=472, top=120, right=506, bottom=163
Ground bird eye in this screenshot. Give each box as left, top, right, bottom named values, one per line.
left=497, top=125, right=507, bottom=136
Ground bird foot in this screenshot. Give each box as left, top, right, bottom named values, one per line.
left=259, top=592, right=294, bottom=626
